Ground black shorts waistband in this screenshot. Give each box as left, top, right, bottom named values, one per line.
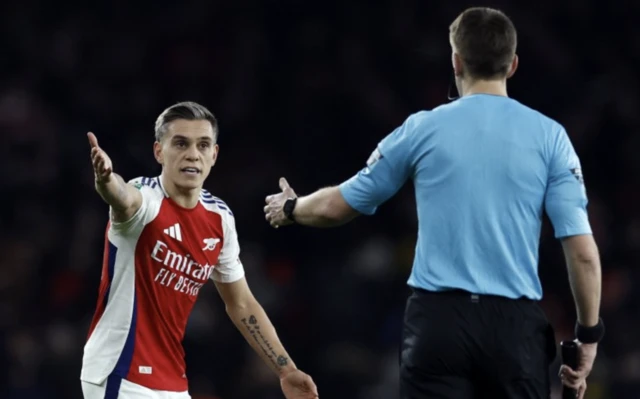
left=411, top=287, right=535, bottom=303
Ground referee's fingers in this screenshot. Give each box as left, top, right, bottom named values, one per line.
left=578, top=381, right=587, bottom=399
left=560, top=366, right=582, bottom=388
left=561, top=377, right=581, bottom=391
left=560, top=365, right=580, bottom=378
left=279, top=177, right=290, bottom=191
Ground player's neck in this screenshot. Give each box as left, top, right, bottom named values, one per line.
left=160, top=174, right=201, bottom=209
left=461, top=79, right=508, bottom=97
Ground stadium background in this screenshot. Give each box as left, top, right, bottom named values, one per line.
left=1, top=0, right=639, bottom=398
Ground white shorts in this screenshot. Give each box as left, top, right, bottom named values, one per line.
left=81, top=377, right=191, bottom=399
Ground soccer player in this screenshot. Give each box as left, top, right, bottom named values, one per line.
left=81, top=101, right=319, bottom=399
left=264, top=7, right=603, bottom=399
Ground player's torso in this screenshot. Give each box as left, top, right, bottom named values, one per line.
left=139, top=197, right=224, bottom=311
left=82, top=176, right=235, bottom=391
left=129, top=197, right=225, bottom=387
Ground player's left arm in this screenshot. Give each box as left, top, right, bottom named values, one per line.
left=264, top=113, right=422, bottom=228
left=214, top=278, right=297, bottom=376
left=211, top=209, right=318, bottom=398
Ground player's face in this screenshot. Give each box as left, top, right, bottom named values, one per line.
left=154, top=119, right=218, bottom=190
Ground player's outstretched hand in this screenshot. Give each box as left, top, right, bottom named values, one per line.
left=559, top=342, right=597, bottom=399
left=280, top=369, right=319, bottom=399
left=264, top=177, right=297, bottom=229
left=88, top=132, right=113, bottom=184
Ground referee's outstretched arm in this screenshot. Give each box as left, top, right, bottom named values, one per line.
left=264, top=180, right=360, bottom=228
left=264, top=114, right=418, bottom=228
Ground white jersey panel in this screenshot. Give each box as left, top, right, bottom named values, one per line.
left=81, top=177, right=164, bottom=384
left=110, top=177, right=166, bottom=236
left=199, top=190, right=244, bottom=283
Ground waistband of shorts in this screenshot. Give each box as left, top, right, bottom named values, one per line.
left=411, top=287, right=535, bottom=303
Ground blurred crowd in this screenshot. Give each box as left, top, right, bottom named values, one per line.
left=1, top=0, right=639, bottom=398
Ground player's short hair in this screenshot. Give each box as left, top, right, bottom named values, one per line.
left=155, top=101, right=219, bottom=142
left=449, top=7, right=517, bottom=80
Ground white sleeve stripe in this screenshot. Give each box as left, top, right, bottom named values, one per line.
left=210, top=262, right=244, bottom=283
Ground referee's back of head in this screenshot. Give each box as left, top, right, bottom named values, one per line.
left=449, top=7, right=517, bottom=81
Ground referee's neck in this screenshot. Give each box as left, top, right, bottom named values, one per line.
left=461, top=79, right=508, bottom=98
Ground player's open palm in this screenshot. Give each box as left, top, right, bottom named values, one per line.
left=88, top=132, right=113, bottom=184
left=280, top=369, right=319, bottom=399
left=264, top=177, right=297, bottom=228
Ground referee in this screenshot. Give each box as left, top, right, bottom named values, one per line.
left=264, top=7, right=603, bottom=399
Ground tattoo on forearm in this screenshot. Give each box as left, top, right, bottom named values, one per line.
left=241, top=315, right=289, bottom=371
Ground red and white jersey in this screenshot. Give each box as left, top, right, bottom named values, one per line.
left=81, top=175, right=244, bottom=392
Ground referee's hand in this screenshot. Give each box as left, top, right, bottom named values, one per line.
left=559, top=342, right=597, bottom=398
left=264, top=177, right=297, bottom=228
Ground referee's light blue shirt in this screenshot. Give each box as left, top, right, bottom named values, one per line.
left=339, top=94, right=592, bottom=300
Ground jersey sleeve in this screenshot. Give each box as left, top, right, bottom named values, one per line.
left=210, top=210, right=245, bottom=284
left=544, top=126, right=592, bottom=238
left=339, top=113, right=422, bottom=215
left=109, top=177, right=161, bottom=236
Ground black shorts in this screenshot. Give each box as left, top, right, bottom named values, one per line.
left=400, top=288, right=557, bottom=399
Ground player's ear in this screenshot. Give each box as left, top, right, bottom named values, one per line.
left=211, top=144, right=219, bottom=166
left=452, top=52, right=464, bottom=77
left=506, top=54, right=518, bottom=79
left=153, top=141, right=163, bottom=164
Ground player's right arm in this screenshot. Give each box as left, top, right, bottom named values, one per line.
left=544, top=125, right=602, bottom=394
left=88, top=132, right=142, bottom=223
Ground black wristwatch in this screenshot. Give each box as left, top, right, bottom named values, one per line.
left=283, top=197, right=298, bottom=222
left=575, top=318, right=605, bottom=344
